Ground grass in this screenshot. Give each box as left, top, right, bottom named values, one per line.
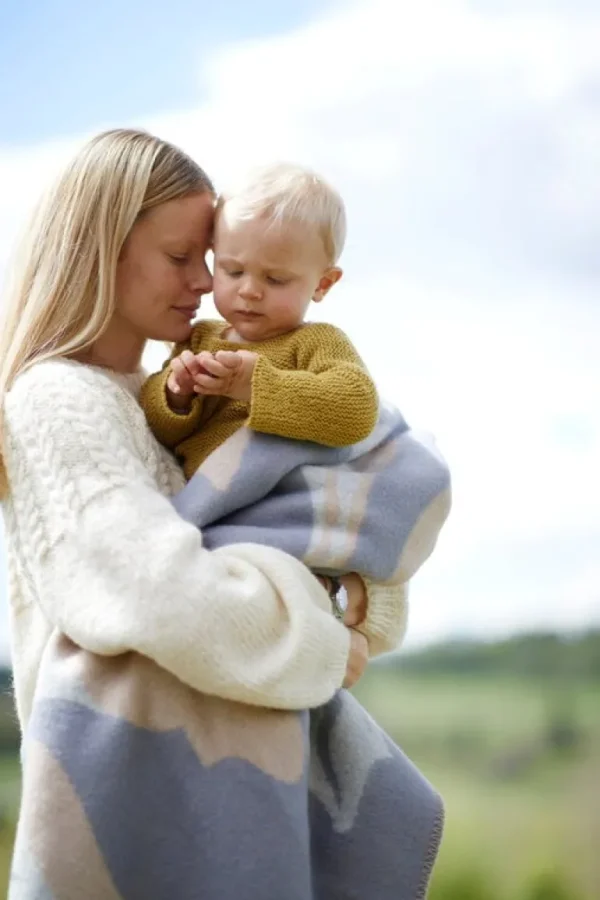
left=0, top=755, right=19, bottom=895
left=354, top=670, right=599, bottom=751
left=354, top=669, right=600, bottom=899
left=428, top=760, right=599, bottom=898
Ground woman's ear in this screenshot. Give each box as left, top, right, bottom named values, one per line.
left=313, top=267, right=343, bottom=303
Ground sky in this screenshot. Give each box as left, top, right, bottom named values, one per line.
left=1, top=0, right=599, bottom=664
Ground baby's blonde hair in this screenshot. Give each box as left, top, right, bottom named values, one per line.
left=217, top=163, right=347, bottom=265
left=0, top=127, right=213, bottom=497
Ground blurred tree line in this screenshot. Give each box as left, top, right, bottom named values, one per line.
left=387, top=629, right=600, bottom=680
left=0, top=668, right=16, bottom=754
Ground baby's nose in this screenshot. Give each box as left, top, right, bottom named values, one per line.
left=239, top=276, right=261, bottom=299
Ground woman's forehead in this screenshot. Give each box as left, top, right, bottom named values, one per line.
left=146, top=193, right=215, bottom=242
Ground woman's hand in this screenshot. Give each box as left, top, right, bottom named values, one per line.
left=316, top=573, right=369, bottom=688
left=343, top=628, right=369, bottom=688
left=341, top=574, right=369, bottom=687
left=339, top=572, right=368, bottom=628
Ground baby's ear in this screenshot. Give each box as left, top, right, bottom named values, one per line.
left=313, top=267, right=343, bottom=303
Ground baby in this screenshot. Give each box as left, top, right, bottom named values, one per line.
left=140, top=163, right=379, bottom=480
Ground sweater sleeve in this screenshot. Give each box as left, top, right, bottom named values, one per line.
left=361, top=579, right=409, bottom=656
left=4, top=367, right=350, bottom=710
left=248, top=325, right=379, bottom=447
left=139, top=341, right=206, bottom=449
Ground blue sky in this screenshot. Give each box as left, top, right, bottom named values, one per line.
left=0, top=0, right=322, bottom=143
left=1, top=0, right=600, bottom=664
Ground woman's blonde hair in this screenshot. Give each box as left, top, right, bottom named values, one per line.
left=0, top=128, right=213, bottom=497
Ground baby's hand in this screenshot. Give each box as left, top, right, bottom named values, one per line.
left=166, top=350, right=209, bottom=410
left=194, top=350, right=258, bottom=403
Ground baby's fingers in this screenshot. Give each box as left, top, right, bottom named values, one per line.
left=194, top=373, right=227, bottom=395
left=168, top=356, right=196, bottom=393
left=181, top=350, right=208, bottom=378
left=196, top=353, right=231, bottom=380
left=214, top=350, right=242, bottom=370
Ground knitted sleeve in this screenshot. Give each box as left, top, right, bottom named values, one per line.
left=248, top=324, right=378, bottom=446
left=361, top=580, right=409, bottom=656
left=4, top=365, right=350, bottom=710
left=139, top=341, right=206, bottom=449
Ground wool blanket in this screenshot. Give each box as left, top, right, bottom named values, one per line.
left=10, top=635, right=444, bottom=899
left=173, top=403, right=451, bottom=583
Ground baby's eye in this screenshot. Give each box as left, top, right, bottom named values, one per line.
left=226, top=269, right=243, bottom=278
left=267, top=276, right=288, bottom=286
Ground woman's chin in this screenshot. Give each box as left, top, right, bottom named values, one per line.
left=157, top=316, right=195, bottom=343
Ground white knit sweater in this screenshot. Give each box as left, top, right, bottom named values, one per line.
left=2, top=359, right=405, bottom=730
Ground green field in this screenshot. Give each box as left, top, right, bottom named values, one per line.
left=1, top=655, right=598, bottom=899
left=353, top=669, right=600, bottom=900
left=0, top=754, right=18, bottom=896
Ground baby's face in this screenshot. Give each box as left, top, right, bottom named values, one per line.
left=212, top=211, right=336, bottom=343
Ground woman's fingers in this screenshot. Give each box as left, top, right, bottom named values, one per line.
left=342, top=628, right=369, bottom=689
left=341, top=573, right=368, bottom=627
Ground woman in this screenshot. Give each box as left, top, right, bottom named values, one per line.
left=0, top=129, right=444, bottom=899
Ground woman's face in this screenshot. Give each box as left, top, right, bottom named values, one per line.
left=115, top=191, right=215, bottom=343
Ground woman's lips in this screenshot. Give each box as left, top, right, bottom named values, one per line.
left=173, top=306, right=198, bottom=320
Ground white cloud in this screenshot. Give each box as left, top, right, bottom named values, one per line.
left=2, top=0, right=600, bottom=662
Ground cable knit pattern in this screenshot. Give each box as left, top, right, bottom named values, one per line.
left=3, top=359, right=355, bottom=729
left=4, top=359, right=448, bottom=900
left=140, top=319, right=379, bottom=478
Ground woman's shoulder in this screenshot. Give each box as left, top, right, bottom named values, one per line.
left=4, top=359, right=152, bottom=467
left=7, top=359, right=142, bottom=418
left=10, top=357, right=136, bottom=396
left=4, top=358, right=179, bottom=496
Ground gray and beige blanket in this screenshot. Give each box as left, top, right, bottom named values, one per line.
left=10, top=404, right=451, bottom=899
left=174, top=403, right=451, bottom=583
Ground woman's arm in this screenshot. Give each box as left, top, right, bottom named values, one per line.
left=346, top=576, right=409, bottom=656
left=324, top=573, right=408, bottom=657
left=5, top=364, right=350, bottom=710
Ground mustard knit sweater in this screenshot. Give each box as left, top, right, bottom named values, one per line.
left=141, top=320, right=379, bottom=478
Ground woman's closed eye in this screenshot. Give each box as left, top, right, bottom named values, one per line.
left=169, top=253, right=189, bottom=266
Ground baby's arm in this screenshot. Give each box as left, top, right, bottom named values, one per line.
left=249, top=324, right=378, bottom=446
left=140, top=339, right=207, bottom=449
left=188, top=324, right=378, bottom=445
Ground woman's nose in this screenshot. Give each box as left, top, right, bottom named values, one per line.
left=190, top=260, right=213, bottom=295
